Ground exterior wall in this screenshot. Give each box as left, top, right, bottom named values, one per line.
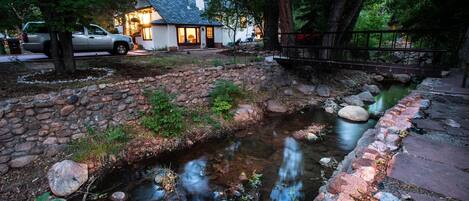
left=152, top=25, right=168, bottom=50
left=214, top=27, right=223, bottom=44
left=0, top=65, right=268, bottom=174
left=135, top=37, right=155, bottom=50
left=222, top=25, right=256, bottom=46
left=200, top=26, right=207, bottom=48
left=166, top=25, right=178, bottom=50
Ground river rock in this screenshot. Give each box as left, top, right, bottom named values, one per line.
left=60, top=105, right=75, bottom=116
left=48, top=160, right=88, bottom=197
left=0, top=164, right=9, bottom=175
left=316, top=85, right=331, bottom=97
left=338, top=106, right=369, bottom=122
left=9, top=155, right=38, bottom=168
left=111, top=191, right=127, bottom=201
left=343, top=95, right=365, bottom=107
left=374, top=192, right=400, bottom=201
left=373, top=75, right=385, bottom=82
left=362, top=84, right=380, bottom=95
left=323, top=98, right=339, bottom=114
left=267, top=100, right=287, bottom=113
left=234, top=104, right=261, bottom=122
left=357, top=91, right=375, bottom=103
left=296, top=84, right=316, bottom=95
left=393, top=74, right=411, bottom=83
left=319, top=157, right=337, bottom=168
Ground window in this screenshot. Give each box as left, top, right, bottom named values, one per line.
left=88, top=26, right=107, bottom=35
left=140, top=11, right=151, bottom=25
left=142, top=27, right=152, bottom=40
left=24, top=23, right=48, bottom=33
left=177, top=27, right=200, bottom=45
left=206, top=27, right=213, bottom=39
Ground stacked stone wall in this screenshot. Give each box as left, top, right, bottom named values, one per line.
left=0, top=65, right=269, bottom=174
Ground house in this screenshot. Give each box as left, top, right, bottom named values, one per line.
left=116, top=0, right=260, bottom=51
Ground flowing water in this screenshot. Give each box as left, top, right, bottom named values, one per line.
left=97, top=84, right=413, bottom=201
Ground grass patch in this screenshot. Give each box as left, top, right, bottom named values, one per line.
left=69, top=126, right=131, bottom=162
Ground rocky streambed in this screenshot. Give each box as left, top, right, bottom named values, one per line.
left=87, top=84, right=413, bottom=201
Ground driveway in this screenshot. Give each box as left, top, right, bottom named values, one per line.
left=0, top=50, right=150, bottom=63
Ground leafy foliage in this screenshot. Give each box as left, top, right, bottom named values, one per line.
left=69, top=126, right=130, bottom=162
left=248, top=171, right=263, bottom=188
left=141, top=90, right=184, bottom=137
left=209, top=80, right=243, bottom=119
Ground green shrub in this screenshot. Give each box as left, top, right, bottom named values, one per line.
left=69, top=126, right=130, bottom=162
left=209, top=80, right=243, bottom=119
left=141, top=90, right=184, bottom=137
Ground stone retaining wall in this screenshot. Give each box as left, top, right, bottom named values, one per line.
left=315, top=93, right=422, bottom=201
left=0, top=65, right=272, bottom=175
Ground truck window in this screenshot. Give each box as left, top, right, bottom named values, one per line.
left=88, top=26, right=107, bottom=35
left=24, top=23, right=48, bottom=33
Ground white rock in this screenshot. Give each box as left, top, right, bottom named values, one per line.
left=338, top=106, right=369, bottom=122
left=319, top=157, right=336, bottom=168
left=48, top=160, right=88, bottom=197
left=393, top=74, right=411, bottom=83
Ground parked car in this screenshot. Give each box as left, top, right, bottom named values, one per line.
left=22, top=22, right=134, bottom=57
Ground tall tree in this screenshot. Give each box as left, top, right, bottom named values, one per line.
left=31, top=0, right=135, bottom=75
left=279, top=0, right=294, bottom=46
left=0, top=0, right=41, bottom=35
left=263, top=0, right=279, bottom=50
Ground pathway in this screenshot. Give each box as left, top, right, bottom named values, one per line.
left=382, top=69, right=469, bottom=201
left=0, top=50, right=150, bottom=63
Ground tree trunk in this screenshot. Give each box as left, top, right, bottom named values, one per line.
left=58, top=31, right=76, bottom=74
left=279, top=0, right=294, bottom=46
left=459, top=26, right=469, bottom=87
left=263, top=0, right=279, bottom=50
left=48, top=27, right=66, bottom=74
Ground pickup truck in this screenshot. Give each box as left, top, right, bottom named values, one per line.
left=22, top=22, right=134, bottom=57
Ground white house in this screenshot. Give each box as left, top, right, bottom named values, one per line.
left=116, top=0, right=259, bottom=51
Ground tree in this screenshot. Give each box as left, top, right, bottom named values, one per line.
left=204, top=0, right=250, bottom=61
left=0, top=0, right=41, bottom=35
left=263, top=0, right=279, bottom=50
left=279, top=0, right=294, bottom=46
left=28, top=0, right=135, bottom=75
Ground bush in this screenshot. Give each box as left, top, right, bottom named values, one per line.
left=141, top=90, right=184, bottom=137
left=69, top=126, right=130, bottom=162
left=209, top=80, right=243, bottom=119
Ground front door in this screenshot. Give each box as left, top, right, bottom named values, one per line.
left=206, top=26, right=215, bottom=48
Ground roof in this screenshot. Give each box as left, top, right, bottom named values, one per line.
left=146, top=0, right=223, bottom=26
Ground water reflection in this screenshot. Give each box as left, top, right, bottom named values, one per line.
left=131, top=182, right=165, bottom=201
left=270, top=137, right=304, bottom=201
left=335, top=118, right=376, bottom=151
left=180, top=159, right=210, bottom=201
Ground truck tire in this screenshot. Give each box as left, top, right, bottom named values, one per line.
left=113, top=42, right=129, bottom=55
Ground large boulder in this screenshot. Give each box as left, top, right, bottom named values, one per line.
left=48, top=160, right=88, bottom=197
left=357, top=91, right=375, bottom=103
left=338, top=106, right=369, bottom=122
left=296, top=84, right=316, bottom=95
left=266, top=100, right=287, bottom=113
left=316, top=85, right=331, bottom=97
left=343, top=95, right=365, bottom=107
left=362, top=84, right=381, bottom=95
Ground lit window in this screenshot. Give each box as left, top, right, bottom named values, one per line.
left=142, top=27, right=152, bottom=40
left=177, top=27, right=200, bottom=44
left=178, top=27, right=185, bottom=43
left=206, top=27, right=213, bottom=39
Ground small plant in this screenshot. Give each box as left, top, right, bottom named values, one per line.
left=254, top=55, right=264, bottom=62
left=141, top=90, right=184, bottom=137
left=209, top=80, right=243, bottom=119
left=69, top=126, right=130, bottom=161
left=248, top=171, right=263, bottom=188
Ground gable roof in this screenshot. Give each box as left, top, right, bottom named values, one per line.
left=145, top=0, right=223, bottom=26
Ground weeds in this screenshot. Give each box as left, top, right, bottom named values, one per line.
left=141, top=90, right=184, bottom=137
left=69, top=126, right=131, bottom=162
left=211, top=58, right=225, bottom=66
left=248, top=171, right=263, bottom=188
left=209, top=80, right=243, bottom=119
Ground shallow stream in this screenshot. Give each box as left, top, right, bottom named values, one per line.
left=96, top=84, right=413, bottom=201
